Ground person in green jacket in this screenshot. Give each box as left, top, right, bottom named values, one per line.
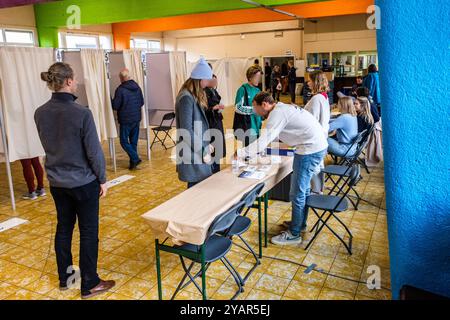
left=233, top=65, right=263, bottom=146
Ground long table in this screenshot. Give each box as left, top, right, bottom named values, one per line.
left=142, top=156, right=293, bottom=247
left=141, top=156, right=293, bottom=300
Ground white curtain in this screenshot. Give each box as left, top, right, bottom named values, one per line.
left=169, top=52, right=187, bottom=102
left=123, top=49, right=147, bottom=129
left=80, top=49, right=117, bottom=141
left=210, top=57, right=255, bottom=106
left=0, top=47, right=54, bottom=162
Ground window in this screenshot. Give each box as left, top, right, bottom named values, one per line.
left=65, top=34, right=98, bottom=49
left=0, top=29, right=35, bottom=46
left=130, top=38, right=161, bottom=52
left=59, top=32, right=113, bottom=50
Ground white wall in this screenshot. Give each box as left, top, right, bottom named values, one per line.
left=0, top=5, right=36, bottom=28
left=303, top=14, right=377, bottom=54
left=161, top=20, right=302, bottom=62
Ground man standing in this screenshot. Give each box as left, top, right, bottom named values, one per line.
left=112, top=69, right=145, bottom=170
left=236, top=92, right=328, bottom=246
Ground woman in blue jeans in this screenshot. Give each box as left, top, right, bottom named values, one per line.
left=236, top=92, right=328, bottom=245
left=328, top=96, right=358, bottom=158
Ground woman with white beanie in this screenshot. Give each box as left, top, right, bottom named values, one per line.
left=175, top=57, right=215, bottom=188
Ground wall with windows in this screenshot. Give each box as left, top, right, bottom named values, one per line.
left=58, top=24, right=114, bottom=49
left=140, top=14, right=376, bottom=63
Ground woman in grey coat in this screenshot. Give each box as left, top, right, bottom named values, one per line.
left=175, top=58, right=214, bottom=188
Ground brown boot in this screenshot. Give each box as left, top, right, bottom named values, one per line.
left=81, top=279, right=116, bottom=299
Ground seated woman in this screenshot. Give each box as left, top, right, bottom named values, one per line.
left=328, top=96, right=359, bottom=157
left=355, top=97, right=375, bottom=133
left=356, top=87, right=380, bottom=124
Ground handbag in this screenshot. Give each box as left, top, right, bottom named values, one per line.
left=276, top=81, right=282, bottom=91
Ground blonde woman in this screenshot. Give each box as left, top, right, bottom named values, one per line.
left=305, top=71, right=331, bottom=195
left=355, top=97, right=375, bottom=133
left=305, top=71, right=331, bottom=135
left=176, top=57, right=214, bottom=188
left=328, top=96, right=359, bottom=157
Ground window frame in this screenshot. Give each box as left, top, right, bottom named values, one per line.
left=0, top=27, right=37, bottom=47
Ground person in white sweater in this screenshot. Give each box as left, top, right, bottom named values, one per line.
left=237, top=92, right=328, bottom=246
left=304, top=71, right=331, bottom=195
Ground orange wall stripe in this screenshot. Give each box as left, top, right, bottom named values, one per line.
left=112, top=0, right=374, bottom=49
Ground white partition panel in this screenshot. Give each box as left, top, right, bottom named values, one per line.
left=62, top=51, right=89, bottom=107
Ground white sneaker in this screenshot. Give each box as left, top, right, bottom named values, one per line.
left=271, top=230, right=302, bottom=246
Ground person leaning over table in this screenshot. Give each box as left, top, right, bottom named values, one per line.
left=175, top=57, right=214, bottom=189
left=235, top=92, right=328, bottom=246
left=35, top=62, right=115, bottom=299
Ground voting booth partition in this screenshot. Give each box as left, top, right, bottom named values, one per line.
left=59, top=49, right=119, bottom=171
left=0, top=47, right=55, bottom=211
left=107, top=50, right=151, bottom=160
left=146, top=51, right=187, bottom=126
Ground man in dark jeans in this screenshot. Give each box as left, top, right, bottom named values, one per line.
left=35, top=61, right=114, bottom=299
left=112, top=69, right=145, bottom=170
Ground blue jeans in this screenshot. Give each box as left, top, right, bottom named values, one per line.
left=327, top=137, right=356, bottom=158
left=120, top=122, right=141, bottom=164
left=289, top=149, right=327, bottom=236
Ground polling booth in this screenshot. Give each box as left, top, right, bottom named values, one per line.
left=108, top=49, right=150, bottom=160
left=146, top=51, right=187, bottom=126
left=60, top=49, right=118, bottom=171
left=0, top=46, right=55, bottom=210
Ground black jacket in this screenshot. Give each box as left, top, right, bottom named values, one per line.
left=205, top=87, right=226, bottom=157
left=112, top=80, right=144, bottom=125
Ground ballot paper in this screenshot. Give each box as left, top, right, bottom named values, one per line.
left=239, top=170, right=267, bottom=180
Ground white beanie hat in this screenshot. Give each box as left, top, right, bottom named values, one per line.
left=190, top=57, right=213, bottom=80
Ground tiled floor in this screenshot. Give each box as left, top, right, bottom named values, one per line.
left=0, top=95, right=390, bottom=300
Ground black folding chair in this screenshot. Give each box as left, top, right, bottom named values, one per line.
left=323, top=126, right=374, bottom=209
left=150, top=112, right=176, bottom=150
left=304, top=165, right=361, bottom=255
left=155, top=200, right=246, bottom=300
left=220, top=183, right=265, bottom=286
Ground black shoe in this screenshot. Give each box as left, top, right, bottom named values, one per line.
left=129, top=162, right=137, bottom=170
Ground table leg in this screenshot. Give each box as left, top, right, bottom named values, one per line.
left=264, top=193, right=269, bottom=248
left=155, top=239, right=162, bottom=300
left=257, top=197, right=262, bottom=258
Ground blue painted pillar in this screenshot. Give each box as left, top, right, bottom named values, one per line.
left=376, top=0, right=450, bottom=299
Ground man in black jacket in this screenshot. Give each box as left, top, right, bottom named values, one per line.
left=112, top=69, right=144, bottom=170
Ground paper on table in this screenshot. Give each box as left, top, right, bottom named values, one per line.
left=239, top=171, right=266, bottom=180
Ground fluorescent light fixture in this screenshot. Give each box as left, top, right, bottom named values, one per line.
left=240, top=0, right=303, bottom=19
